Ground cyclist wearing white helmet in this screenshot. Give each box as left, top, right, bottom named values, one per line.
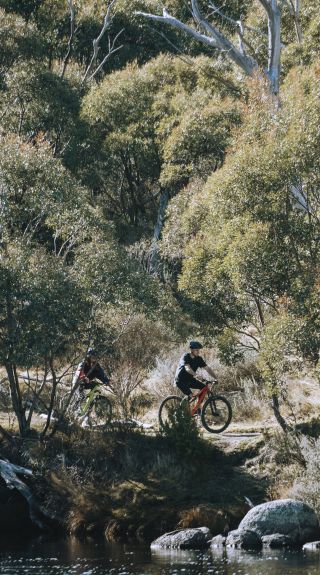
left=174, top=341, right=217, bottom=400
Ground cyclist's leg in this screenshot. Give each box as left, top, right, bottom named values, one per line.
left=176, top=380, right=192, bottom=398
left=188, top=379, right=206, bottom=415
left=176, top=379, right=205, bottom=416
left=189, top=379, right=206, bottom=392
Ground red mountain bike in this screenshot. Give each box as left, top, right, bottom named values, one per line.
left=158, top=381, right=232, bottom=433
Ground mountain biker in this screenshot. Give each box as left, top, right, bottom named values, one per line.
left=72, top=348, right=110, bottom=390
left=174, top=341, right=218, bottom=401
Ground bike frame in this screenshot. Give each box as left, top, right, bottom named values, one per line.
left=189, top=383, right=211, bottom=416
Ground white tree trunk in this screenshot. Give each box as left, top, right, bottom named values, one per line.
left=136, top=0, right=285, bottom=95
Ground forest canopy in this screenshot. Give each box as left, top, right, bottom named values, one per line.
left=0, top=0, right=319, bottom=435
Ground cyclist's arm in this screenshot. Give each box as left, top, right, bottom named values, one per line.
left=72, top=362, right=86, bottom=385
left=184, top=364, right=197, bottom=378
left=204, top=366, right=218, bottom=380
left=95, top=365, right=110, bottom=386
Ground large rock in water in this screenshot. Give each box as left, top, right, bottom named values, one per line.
left=226, top=529, right=262, bottom=549
left=238, top=499, right=319, bottom=545
left=151, top=527, right=212, bottom=549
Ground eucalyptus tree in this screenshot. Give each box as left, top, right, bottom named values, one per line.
left=81, top=53, right=239, bottom=272
left=136, top=0, right=301, bottom=95
left=0, top=133, right=179, bottom=436
left=161, top=61, right=320, bottom=429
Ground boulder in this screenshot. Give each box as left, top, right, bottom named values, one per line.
left=210, top=534, right=226, bottom=548
left=261, top=533, right=295, bottom=548
left=238, top=499, right=319, bottom=546
left=303, top=541, right=320, bottom=551
left=226, top=529, right=262, bottom=549
left=150, top=527, right=212, bottom=549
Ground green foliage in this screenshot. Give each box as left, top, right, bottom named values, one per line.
left=216, top=328, right=244, bottom=366
left=0, top=0, right=42, bottom=22
left=0, top=242, right=87, bottom=366
left=0, top=8, right=44, bottom=83
left=162, top=401, right=202, bottom=460
left=258, top=312, right=304, bottom=395
left=1, top=0, right=319, bottom=436
left=0, top=134, right=88, bottom=249
left=1, top=63, right=82, bottom=157
left=81, top=54, right=238, bottom=236
left=163, top=62, right=320, bottom=364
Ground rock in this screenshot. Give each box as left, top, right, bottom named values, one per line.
left=303, top=541, right=320, bottom=551
left=210, top=534, right=226, bottom=548
left=150, top=527, right=212, bottom=549
left=0, top=480, right=33, bottom=532
left=262, top=533, right=295, bottom=548
left=238, top=499, right=319, bottom=546
left=226, top=529, right=262, bottom=549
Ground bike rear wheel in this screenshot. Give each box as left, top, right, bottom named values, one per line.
left=158, top=395, right=182, bottom=428
left=201, top=395, right=232, bottom=433
left=87, top=396, right=112, bottom=427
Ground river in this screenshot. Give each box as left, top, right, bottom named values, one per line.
left=0, top=535, right=320, bottom=575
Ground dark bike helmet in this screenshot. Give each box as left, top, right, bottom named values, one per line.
left=189, top=341, right=203, bottom=350
left=86, top=347, right=98, bottom=357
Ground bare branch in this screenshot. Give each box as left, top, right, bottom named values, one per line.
left=137, top=0, right=284, bottom=94
left=82, top=0, right=119, bottom=83
left=191, top=0, right=256, bottom=74
left=61, top=0, right=75, bottom=78
left=135, top=9, right=219, bottom=50
left=87, top=29, right=124, bottom=81
left=136, top=3, right=257, bottom=77
left=208, top=1, right=239, bottom=26
left=281, top=0, right=302, bottom=42
left=145, top=25, right=194, bottom=66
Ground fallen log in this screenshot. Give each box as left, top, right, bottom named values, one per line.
left=0, top=459, right=55, bottom=530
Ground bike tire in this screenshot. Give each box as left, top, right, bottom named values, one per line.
left=87, top=395, right=112, bottom=428
left=201, top=395, right=232, bottom=433
left=158, top=395, right=182, bottom=429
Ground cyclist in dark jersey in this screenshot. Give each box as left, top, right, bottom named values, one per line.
left=72, top=348, right=111, bottom=427
left=73, top=347, right=110, bottom=389
left=175, top=341, right=217, bottom=400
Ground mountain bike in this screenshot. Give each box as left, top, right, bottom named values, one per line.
left=76, top=381, right=112, bottom=428
left=158, top=380, right=232, bottom=433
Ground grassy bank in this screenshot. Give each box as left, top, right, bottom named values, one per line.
left=0, top=422, right=266, bottom=543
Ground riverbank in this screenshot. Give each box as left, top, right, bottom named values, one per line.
left=0, top=424, right=266, bottom=542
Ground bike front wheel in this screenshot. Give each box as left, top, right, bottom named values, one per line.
left=201, top=395, right=232, bottom=433
left=87, top=396, right=112, bottom=427
left=158, top=395, right=182, bottom=428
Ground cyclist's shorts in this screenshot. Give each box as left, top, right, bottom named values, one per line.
left=175, top=378, right=205, bottom=396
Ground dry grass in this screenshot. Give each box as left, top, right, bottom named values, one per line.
left=0, top=421, right=268, bottom=542
left=178, top=503, right=250, bottom=534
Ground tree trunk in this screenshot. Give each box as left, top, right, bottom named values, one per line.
left=271, top=393, right=289, bottom=432
left=266, top=0, right=281, bottom=94
left=40, top=358, right=58, bottom=440
left=149, top=189, right=169, bottom=275
left=5, top=278, right=28, bottom=436
left=5, top=363, right=28, bottom=436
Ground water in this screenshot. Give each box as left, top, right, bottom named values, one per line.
left=0, top=535, right=320, bottom=575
